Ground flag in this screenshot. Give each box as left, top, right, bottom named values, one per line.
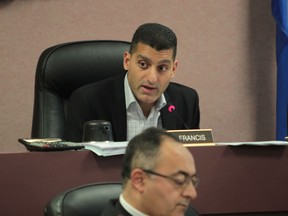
left=272, top=0, right=288, bottom=140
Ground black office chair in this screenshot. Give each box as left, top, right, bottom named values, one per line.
left=44, top=182, right=122, bottom=216
left=31, top=40, right=130, bottom=139
left=44, top=182, right=200, bottom=216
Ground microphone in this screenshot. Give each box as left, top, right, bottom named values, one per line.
left=167, top=104, right=189, bottom=129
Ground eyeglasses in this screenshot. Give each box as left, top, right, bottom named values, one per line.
left=141, top=169, right=199, bottom=188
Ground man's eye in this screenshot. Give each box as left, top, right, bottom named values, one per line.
left=158, top=65, right=168, bottom=72
left=139, top=61, right=148, bottom=69
left=173, top=175, right=186, bottom=185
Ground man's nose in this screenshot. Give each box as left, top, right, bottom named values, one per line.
left=183, top=181, right=198, bottom=200
left=147, top=67, right=157, bottom=83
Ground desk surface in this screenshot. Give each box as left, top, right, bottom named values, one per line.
left=0, top=145, right=288, bottom=216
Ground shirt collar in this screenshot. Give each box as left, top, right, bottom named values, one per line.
left=119, top=194, right=148, bottom=216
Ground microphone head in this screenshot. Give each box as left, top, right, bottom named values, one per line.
left=167, top=103, right=189, bottom=129
left=168, top=104, right=176, bottom=113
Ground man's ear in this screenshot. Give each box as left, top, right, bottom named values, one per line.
left=123, top=51, right=130, bottom=71
left=171, top=59, right=178, bottom=78
left=130, top=168, right=146, bottom=193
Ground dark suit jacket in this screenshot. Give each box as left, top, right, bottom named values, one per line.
left=100, top=199, right=131, bottom=216
left=100, top=199, right=200, bottom=216
left=64, top=74, right=200, bottom=142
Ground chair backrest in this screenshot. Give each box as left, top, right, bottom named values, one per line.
left=31, top=40, right=130, bottom=139
left=44, top=182, right=122, bottom=216
left=44, top=182, right=200, bottom=216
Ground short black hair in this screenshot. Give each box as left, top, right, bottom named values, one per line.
left=121, top=127, right=179, bottom=185
left=130, top=23, right=177, bottom=60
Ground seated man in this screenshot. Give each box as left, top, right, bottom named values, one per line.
left=64, top=23, right=200, bottom=142
left=100, top=127, right=199, bottom=216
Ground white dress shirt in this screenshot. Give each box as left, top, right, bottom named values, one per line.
left=124, top=74, right=166, bottom=140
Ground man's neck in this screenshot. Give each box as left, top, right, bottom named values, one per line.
left=137, top=101, right=155, bottom=117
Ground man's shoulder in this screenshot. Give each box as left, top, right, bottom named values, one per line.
left=167, top=82, right=198, bottom=97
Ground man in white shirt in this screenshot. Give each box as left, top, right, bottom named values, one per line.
left=100, top=127, right=200, bottom=216
left=64, top=23, right=200, bottom=142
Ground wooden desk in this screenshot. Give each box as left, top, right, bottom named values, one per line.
left=0, top=145, right=288, bottom=216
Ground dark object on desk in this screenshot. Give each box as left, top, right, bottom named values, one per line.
left=18, top=138, right=84, bottom=151
left=44, top=182, right=122, bottom=216
left=31, top=40, right=130, bottom=139
left=82, top=120, right=113, bottom=142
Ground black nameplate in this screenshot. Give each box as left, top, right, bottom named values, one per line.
left=167, top=129, right=214, bottom=146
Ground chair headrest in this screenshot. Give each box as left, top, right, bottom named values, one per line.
left=36, top=40, right=130, bottom=99
left=44, top=182, right=122, bottom=216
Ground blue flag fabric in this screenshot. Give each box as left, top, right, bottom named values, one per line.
left=272, top=0, right=288, bottom=140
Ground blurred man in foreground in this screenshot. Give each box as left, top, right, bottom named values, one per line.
left=100, top=127, right=199, bottom=216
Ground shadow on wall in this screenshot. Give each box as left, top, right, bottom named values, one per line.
left=248, top=0, right=276, bottom=140
left=0, top=0, right=14, bottom=8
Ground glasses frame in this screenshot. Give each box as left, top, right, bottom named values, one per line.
left=141, top=169, right=199, bottom=188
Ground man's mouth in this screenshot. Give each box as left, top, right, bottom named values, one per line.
left=142, top=84, right=157, bottom=92
left=177, top=201, right=189, bottom=209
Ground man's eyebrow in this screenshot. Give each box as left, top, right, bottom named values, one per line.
left=137, top=54, right=151, bottom=62
left=137, top=54, right=172, bottom=65
left=175, top=170, right=197, bottom=177
left=158, top=59, right=172, bottom=65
